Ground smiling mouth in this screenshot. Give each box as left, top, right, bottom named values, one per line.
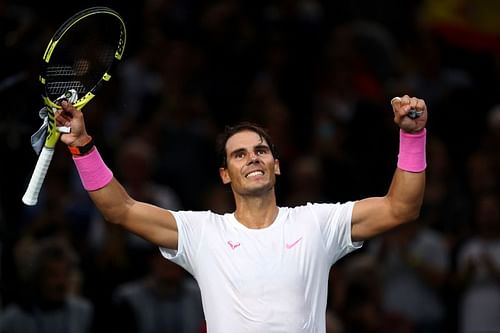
left=246, top=170, right=264, bottom=178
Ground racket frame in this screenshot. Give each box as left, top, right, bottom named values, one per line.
left=22, top=6, right=126, bottom=206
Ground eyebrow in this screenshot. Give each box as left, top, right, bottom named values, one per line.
left=254, top=144, right=271, bottom=151
left=229, top=148, right=246, bottom=158
left=228, top=144, right=270, bottom=158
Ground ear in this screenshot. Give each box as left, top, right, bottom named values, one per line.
left=274, top=159, right=281, bottom=176
left=219, top=167, right=231, bottom=184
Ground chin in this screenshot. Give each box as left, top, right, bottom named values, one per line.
left=243, top=183, right=274, bottom=196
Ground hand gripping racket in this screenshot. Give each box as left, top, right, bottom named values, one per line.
left=22, top=7, right=126, bottom=206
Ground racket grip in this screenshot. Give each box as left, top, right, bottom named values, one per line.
left=408, top=109, right=423, bottom=119
left=22, top=147, right=55, bottom=206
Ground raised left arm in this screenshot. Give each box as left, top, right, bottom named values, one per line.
left=351, top=95, right=428, bottom=242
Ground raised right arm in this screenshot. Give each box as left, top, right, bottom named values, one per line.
left=89, top=178, right=179, bottom=249
left=57, top=101, right=179, bottom=249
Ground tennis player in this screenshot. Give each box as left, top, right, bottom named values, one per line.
left=56, top=94, right=427, bottom=333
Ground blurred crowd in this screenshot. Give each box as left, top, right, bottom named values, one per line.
left=0, top=0, right=499, bottom=332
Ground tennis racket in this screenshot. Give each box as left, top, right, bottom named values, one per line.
left=22, top=6, right=126, bottom=206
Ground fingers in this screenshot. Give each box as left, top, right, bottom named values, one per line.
left=55, top=103, right=73, bottom=127
left=391, top=95, right=426, bottom=115
left=55, top=110, right=71, bottom=126
left=415, top=98, right=426, bottom=112
left=391, top=95, right=428, bottom=133
left=60, top=100, right=77, bottom=115
left=390, top=96, right=402, bottom=106
left=55, top=100, right=83, bottom=129
left=391, top=95, right=419, bottom=108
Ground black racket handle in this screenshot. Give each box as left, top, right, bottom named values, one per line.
left=408, top=109, right=423, bottom=119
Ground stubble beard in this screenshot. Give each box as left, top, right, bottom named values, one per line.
left=234, top=178, right=275, bottom=198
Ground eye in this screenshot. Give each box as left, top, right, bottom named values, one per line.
left=234, top=151, right=246, bottom=159
left=256, top=147, right=269, bottom=155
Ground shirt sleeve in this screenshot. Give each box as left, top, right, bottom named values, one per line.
left=159, top=210, right=209, bottom=276
left=308, top=201, right=363, bottom=263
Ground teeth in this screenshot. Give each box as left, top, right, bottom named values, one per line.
left=246, top=171, right=263, bottom=178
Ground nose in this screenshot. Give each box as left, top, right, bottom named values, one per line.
left=247, top=151, right=259, bottom=164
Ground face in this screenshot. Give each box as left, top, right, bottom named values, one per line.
left=219, top=130, right=280, bottom=196
left=40, top=259, right=71, bottom=302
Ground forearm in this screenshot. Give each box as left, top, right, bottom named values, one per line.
left=72, top=145, right=178, bottom=248
left=89, top=177, right=135, bottom=225
left=386, top=128, right=426, bottom=221
left=59, top=102, right=178, bottom=247
left=351, top=127, right=426, bottom=240
left=386, top=168, right=425, bottom=222
left=71, top=145, right=135, bottom=225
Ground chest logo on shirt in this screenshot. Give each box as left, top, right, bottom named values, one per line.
left=285, top=237, right=303, bottom=250
left=227, top=240, right=241, bottom=250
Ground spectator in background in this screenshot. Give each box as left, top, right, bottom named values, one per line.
left=282, top=154, right=326, bottom=206
left=456, top=191, right=500, bottom=333
left=0, top=237, right=93, bottom=333
left=242, top=75, right=296, bottom=164
left=482, top=105, right=500, bottom=174
left=465, top=150, right=499, bottom=199
left=112, top=249, right=205, bottom=333
left=339, top=254, right=414, bottom=333
left=367, top=219, right=449, bottom=333
left=201, top=183, right=234, bottom=215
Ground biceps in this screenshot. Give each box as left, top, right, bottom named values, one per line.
left=351, top=197, right=400, bottom=241
left=123, top=201, right=179, bottom=249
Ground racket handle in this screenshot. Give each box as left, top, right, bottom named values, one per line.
left=22, top=147, right=55, bottom=206
left=408, top=109, right=423, bottom=120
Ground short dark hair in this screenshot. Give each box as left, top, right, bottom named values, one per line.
left=216, top=122, right=278, bottom=168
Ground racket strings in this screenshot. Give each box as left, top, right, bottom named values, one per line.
left=44, top=16, right=122, bottom=101
left=46, top=50, right=114, bottom=97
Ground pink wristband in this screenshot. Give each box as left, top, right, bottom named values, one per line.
left=397, top=129, right=427, bottom=172
left=73, top=147, right=113, bottom=191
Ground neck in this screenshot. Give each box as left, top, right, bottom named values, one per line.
left=233, top=191, right=279, bottom=229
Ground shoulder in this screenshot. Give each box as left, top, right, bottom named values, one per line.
left=172, top=210, right=224, bottom=220
left=284, top=202, right=354, bottom=217
left=457, top=238, right=482, bottom=257
left=114, top=279, right=147, bottom=299
left=170, top=210, right=230, bottom=236
left=0, top=304, right=31, bottom=331
left=416, top=228, right=446, bottom=247
left=149, top=183, right=182, bottom=209
left=0, top=303, right=26, bottom=321
left=278, top=203, right=354, bottom=231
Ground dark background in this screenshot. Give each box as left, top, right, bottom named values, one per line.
left=1, top=0, right=499, bottom=332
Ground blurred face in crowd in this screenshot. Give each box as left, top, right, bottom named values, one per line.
left=39, top=258, right=72, bottom=303
left=476, top=193, right=500, bottom=236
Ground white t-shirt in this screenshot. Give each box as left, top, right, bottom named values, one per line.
left=160, top=202, right=362, bottom=333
